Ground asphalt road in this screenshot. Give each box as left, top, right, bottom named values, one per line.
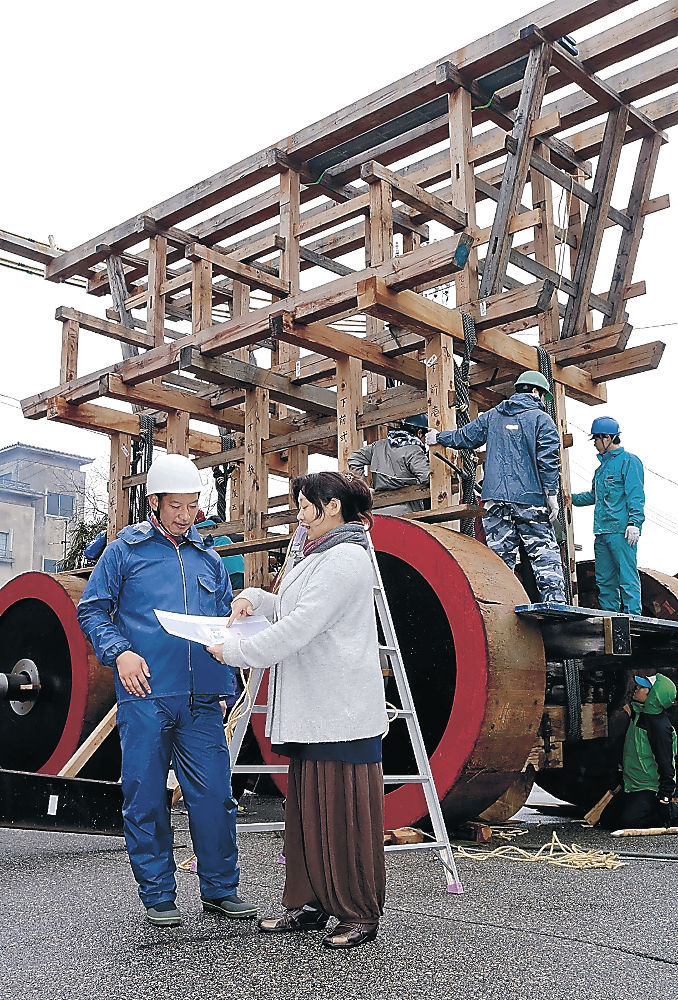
left=1, top=797, right=677, bottom=1000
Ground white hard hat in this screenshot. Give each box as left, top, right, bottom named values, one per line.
left=146, top=454, right=202, bottom=495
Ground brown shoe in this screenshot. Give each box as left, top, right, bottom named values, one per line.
left=321, top=921, right=379, bottom=949
left=258, top=907, right=329, bottom=933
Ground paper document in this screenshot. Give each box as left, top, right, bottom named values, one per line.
left=154, top=609, right=271, bottom=644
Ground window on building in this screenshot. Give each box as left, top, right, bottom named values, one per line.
left=43, top=558, right=60, bottom=573
left=0, top=473, right=12, bottom=484
left=46, top=492, right=75, bottom=518
left=0, top=531, right=9, bottom=558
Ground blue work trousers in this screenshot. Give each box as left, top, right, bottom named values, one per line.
left=116, top=695, right=239, bottom=907
left=594, top=532, right=642, bottom=615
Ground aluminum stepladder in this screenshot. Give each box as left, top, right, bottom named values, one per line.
left=227, top=527, right=463, bottom=894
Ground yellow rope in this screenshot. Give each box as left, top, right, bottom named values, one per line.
left=454, top=831, right=625, bottom=870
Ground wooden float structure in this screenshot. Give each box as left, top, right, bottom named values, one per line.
left=2, top=0, right=678, bottom=830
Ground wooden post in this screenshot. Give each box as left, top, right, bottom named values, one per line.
left=244, top=388, right=269, bottom=587
left=147, top=235, right=167, bottom=384
left=287, top=444, right=308, bottom=530
left=108, top=431, right=131, bottom=541
left=166, top=409, right=190, bottom=456
left=58, top=706, right=118, bottom=778
left=364, top=178, right=393, bottom=442
left=448, top=87, right=478, bottom=309
left=426, top=334, right=456, bottom=511
left=60, top=318, right=79, bottom=384
left=192, top=258, right=212, bottom=336
left=532, top=143, right=577, bottom=601
left=336, top=355, right=362, bottom=471
left=276, top=169, right=301, bottom=421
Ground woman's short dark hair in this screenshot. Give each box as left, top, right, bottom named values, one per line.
left=292, top=471, right=373, bottom=527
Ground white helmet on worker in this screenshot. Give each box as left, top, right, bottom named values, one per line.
left=146, top=454, right=202, bottom=495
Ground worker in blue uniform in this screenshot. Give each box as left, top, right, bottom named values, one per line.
left=425, top=371, right=566, bottom=604
left=572, top=416, right=645, bottom=616
left=77, top=454, right=256, bottom=928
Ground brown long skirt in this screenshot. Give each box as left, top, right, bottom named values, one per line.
left=281, top=758, right=386, bottom=924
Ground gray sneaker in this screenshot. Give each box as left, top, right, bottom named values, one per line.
left=146, top=901, right=182, bottom=927
left=202, top=894, right=257, bottom=919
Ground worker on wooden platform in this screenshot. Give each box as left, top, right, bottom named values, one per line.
left=620, top=674, right=678, bottom=828
left=77, top=454, right=256, bottom=928
left=572, top=416, right=645, bottom=616
left=425, top=371, right=566, bottom=604
left=347, top=414, right=429, bottom=515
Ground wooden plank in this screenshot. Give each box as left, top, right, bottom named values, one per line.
left=582, top=341, right=665, bottom=382
left=58, top=705, right=118, bottom=778
left=361, top=160, right=467, bottom=230
left=185, top=241, right=289, bottom=296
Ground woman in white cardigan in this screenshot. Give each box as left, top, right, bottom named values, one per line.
left=208, top=471, right=387, bottom=949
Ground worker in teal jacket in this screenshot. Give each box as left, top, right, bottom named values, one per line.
left=572, top=416, right=645, bottom=615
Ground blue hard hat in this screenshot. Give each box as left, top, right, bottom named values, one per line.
left=590, top=416, right=620, bottom=437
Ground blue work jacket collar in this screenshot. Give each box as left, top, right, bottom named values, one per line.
left=597, top=446, right=626, bottom=466
left=117, top=518, right=214, bottom=551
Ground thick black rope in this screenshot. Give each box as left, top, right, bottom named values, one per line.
left=536, top=345, right=581, bottom=741
left=455, top=312, right=478, bottom=536
left=214, top=430, right=238, bottom=524
left=128, top=414, right=155, bottom=525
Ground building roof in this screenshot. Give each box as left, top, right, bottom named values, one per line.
left=0, top=442, right=94, bottom=466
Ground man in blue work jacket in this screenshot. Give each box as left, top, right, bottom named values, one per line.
left=425, top=370, right=566, bottom=604
left=572, top=416, right=645, bottom=615
left=77, top=454, right=256, bottom=927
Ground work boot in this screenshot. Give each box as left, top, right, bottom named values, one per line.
left=201, top=894, right=257, bottom=919
left=145, top=900, right=182, bottom=927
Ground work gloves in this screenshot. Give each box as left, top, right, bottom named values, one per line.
left=625, top=525, right=640, bottom=546
left=657, top=797, right=672, bottom=828
left=547, top=495, right=559, bottom=523
left=424, top=430, right=439, bottom=447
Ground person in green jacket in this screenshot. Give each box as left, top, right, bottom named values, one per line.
left=571, top=416, right=645, bottom=615
left=621, top=673, right=677, bottom=828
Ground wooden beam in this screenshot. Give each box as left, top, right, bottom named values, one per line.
left=604, top=135, right=663, bottom=327
left=185, top=241, right=289, bottom=296
left=544, top=323, right=632, bottom=365
left=479, top=42, right=552, bottom=296
left=582, top=341, right=665, bottom=382
left=361, top=160, right=467, bottom=230
left=271, top=312, right=426, bottom=389
left=562, top=106, right=629, bottom=338
left=179, top=347, right=338, bottom=415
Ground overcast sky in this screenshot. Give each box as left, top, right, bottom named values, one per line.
left=2, top=0, right=677, bottom=573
